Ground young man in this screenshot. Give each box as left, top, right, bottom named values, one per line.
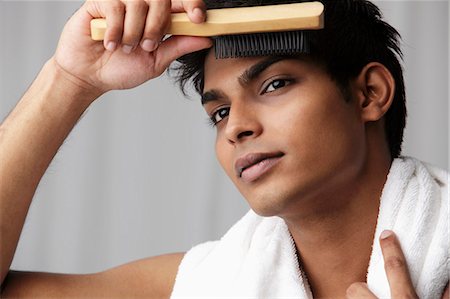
left=0, top=0, right=448, bottom=298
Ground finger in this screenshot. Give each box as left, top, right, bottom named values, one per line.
left=346, top=282, right=377, bottom=299
left=140, top=0, right=171, bottom=52
left=171, top=0, right=206, bottom=23
left=380, top=230, right=418, bottom=299
left=96, top=0, right=126, bottom=51
left=121, top=0, right=149, bottom=53
left=441, top=283, right=449, bottom=299
left=153, top=35, right=212, bottom=74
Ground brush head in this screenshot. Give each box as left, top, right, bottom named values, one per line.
left=213, top=30, right=311, bottom=59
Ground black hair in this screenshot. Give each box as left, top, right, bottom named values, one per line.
left=170, top=0, right=406, bottom=159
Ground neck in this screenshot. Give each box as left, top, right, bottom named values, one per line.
left=283, top=153, right=392, bottom=298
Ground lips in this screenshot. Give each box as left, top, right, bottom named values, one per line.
left=235, top=152, right=284, bottom=182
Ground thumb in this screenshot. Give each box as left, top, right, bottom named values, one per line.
left=153, top=36, right=212, bottom=73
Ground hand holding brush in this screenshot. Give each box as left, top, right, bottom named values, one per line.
left=90, top=2, right=324, bottom=58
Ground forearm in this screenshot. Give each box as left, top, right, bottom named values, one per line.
left=0, top=0, right=209, bottom=289
left=0, top=58, right=100, bottom=284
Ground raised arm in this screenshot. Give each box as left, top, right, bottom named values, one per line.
left=0, top=0, right=210, bottom=296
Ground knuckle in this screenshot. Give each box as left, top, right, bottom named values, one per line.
left=150, top=0, right=171, bottom=14
left=126, top=0, right=148, bottom=10
left=148, top=0, right=170, bottom=8
left=109, top=1, right=125, bottom=14
left=182, top=0, right=195, bottom=8
left=193, top=0, right=206, bottom=8
left=384, top=256, right=405, bottom=271
left=185, top=0, right=204, bottom=10
left=170, top=0, right=181, bottom=9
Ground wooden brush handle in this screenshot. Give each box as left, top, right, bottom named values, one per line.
left=91, top=2, right=324, bottom=40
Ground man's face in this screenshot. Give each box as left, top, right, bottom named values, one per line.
left=202, top=52, right=367, bottom=218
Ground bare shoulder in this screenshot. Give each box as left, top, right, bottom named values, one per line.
left=1, top=252, right=184, bottom=298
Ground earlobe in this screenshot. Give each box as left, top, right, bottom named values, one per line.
left=354, top=62, right=395, bottom=122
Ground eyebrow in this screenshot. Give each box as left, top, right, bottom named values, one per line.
left=201, top=56, right=294, bottom=106
left=201, top=89, right=226, bottom=106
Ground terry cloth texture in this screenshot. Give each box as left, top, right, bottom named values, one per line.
left=171, top=157, right=449, bottom=299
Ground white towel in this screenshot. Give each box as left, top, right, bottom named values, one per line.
left=367, top=157, right=449, bottom=298
left=171, top=157, right=449, bottom=298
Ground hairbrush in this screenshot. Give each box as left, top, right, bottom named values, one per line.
left=90, top=1, right=324, bottom=59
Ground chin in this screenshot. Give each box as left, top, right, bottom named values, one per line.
left=243, top=186, right=293, bottom=217
left=239, top=173, right=331, bottom=219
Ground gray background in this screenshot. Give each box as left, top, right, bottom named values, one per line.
left=1, top=1, right=448, bottom=274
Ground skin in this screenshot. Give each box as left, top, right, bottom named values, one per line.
left=0, top=0, right=447, bottom=298
left=202, top=53, right=392, bottom=298
left=0, top=0, right=210, bottom=297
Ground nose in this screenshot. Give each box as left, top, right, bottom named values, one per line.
left=224, top=102, right=262, bottom=145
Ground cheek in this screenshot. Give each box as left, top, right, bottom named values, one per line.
left=215, top=135, right=234, bottom=178
left=280, top=89, right=363, bottom=164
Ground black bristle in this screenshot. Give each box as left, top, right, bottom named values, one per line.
left=214, top=31, right=311, bottom=59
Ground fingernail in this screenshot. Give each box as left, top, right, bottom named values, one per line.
left=106, top=41, right=117, bottom=51
left=141, top=39, right=157, bottom=52
left=380, top=230, right=393, bottom=240
left=122, top=44, right=133, bottom=54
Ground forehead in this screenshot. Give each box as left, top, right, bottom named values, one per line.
left=203, top=50, right=262, bottom=86
left=203, top=49, right=319, bottom=91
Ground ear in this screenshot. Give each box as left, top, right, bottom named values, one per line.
left=352, top=62, right=395, bottom=122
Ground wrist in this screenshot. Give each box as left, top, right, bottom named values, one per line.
left=46, top=57, right=104, bottom=106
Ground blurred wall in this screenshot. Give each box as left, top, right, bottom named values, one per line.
left=1, top=1, right=448, bottom=273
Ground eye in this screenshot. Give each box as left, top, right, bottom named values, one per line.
left=209, top=106, right=230, bottom=126
left=262, top=78, right=293, bottom=94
